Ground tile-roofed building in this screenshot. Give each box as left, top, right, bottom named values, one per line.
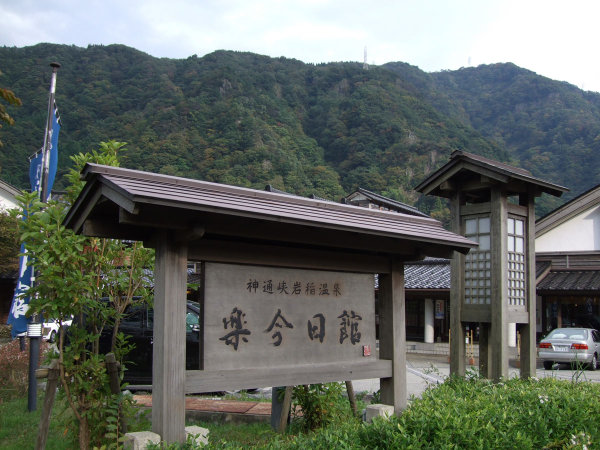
left=537, top=270, right=600, bottom=293
left=405, top=258, right=450, bottom=290
left=535, top=182, right=600, bottom=335
left=343, top=187, right=430, bottom=217
left=402, top=258, right=451, bottom=342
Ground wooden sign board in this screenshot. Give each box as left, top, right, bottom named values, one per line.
left=202, top=262, right=376, bottom=371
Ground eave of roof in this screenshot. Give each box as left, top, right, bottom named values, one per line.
left=0, top=178, right=21, bottom=198
left=415, top=150, right=568, bottom=199
left=537, top=269, right=600, bottom=292
left=64, top=164, right=477, bottom=257
left=536, top=184, right=600, bottom=238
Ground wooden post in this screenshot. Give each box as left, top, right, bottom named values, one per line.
left=278, top=386, right=293, bottom=432
left=105, top=352, right=127, bottom=434
left=105, top=353, right=121, bottom=395
left=345, top=380, right=357, bottom=417
left=378, top=259, right=407, bottom=414
left=520, top=189, right=537, bottom=378
left=478, top=323, right=491, bottom=378
left=152, top=231, right=188, bottom=443
left=35, top=359, right=59, bottom=450
left=450, top=192, right=466, bottom=376
left=491, top=188, right=508, bottom=380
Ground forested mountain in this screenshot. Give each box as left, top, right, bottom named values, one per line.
left=1, top=43, right=598, bottom=218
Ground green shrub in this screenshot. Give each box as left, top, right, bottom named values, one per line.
left=291, top=382, right=355, bottom=431
left=289, top=376, right=600, bottom=449
left=126, top=376, right=600, bottom=449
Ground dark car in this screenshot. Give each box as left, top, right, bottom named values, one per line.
left=99, top=300, right=201, bottom=386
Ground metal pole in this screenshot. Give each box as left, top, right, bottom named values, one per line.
left=40, top=62, right=60, bottom=202
left=28, top=62, right=60, bottom=412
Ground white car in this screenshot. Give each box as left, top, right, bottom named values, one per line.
left=42, top=318, right=72, bottom=343
left=538, top=327, right=600, bottom=370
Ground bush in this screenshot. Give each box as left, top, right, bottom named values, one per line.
left=291, top=383, right=355, bottom=431
left=0, top=338, right=49, bottom=401
left=284, top=376, right=600, bottom=449
left=0, top=325, right=12, bottom=339
left=119, top=376, right=600, bottom=449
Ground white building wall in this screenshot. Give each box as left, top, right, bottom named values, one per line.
left=0, top=189, right=18, bottom=211
left=536, top=204, right=600, bottom=252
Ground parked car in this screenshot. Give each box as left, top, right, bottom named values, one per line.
left=538, top=327, right=600, bottom=370
left=98, top=300, right=201, bottom=386
left=42, top=317, right=73, bottom=343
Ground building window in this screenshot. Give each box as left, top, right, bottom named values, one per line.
left=464, top=216, right=491, bottom=305
left=508, top=217, right=526, bottom=307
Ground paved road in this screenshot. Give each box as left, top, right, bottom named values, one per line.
left=352, top=353, right=600, bottom=400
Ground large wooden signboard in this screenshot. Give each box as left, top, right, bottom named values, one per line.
left=186, top=262, right=384, bottom=393
left=203, top=263, right=376, bottom=370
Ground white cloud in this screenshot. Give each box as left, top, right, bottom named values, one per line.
left=1, top=0, right=599, bottom=92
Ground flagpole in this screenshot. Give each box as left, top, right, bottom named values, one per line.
left=28, top=61, right=60, bottom=412
left=40, top=62, right=60, bottom=202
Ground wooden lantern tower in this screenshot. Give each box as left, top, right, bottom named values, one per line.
left=416, top=151, right=567, bottom=380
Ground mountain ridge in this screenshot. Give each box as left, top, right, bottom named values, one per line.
left=1, top=43, right=596, bottom=217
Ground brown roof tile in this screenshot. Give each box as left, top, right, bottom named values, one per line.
left=64, top=164, right=477, bottom=258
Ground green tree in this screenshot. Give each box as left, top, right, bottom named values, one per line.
left=0, top=210, right=19, bottom=276
left=0, top=69, right=22, bottom=147
left=14, top=140, right=154, bottom=449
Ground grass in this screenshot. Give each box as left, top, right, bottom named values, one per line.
left=0, top=393, right=282, bottom=449
left=0, top=395, right=72, bottom=450
left=3, top=375, right=600, bottom=449
left=2, top=333, right=600, bottom=450
left=188, top=421, right=285, bottom=447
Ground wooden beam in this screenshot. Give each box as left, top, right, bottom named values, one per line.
left=152, top=231, right=188, bottom=444
left=189, top=239, right=392, bottom=273
left=185, top=360, right=392, bottom=393
left=119, top=207, right=191, bottom=230
left=461, top=307, right=491, bottom=323
left=82, top=219, right=150, bottom=241
left=70, top=187, right=103, bottom=235
left=101, top=184, right=138, bottom=214
left=439, top=180, right=454, bottom=191
left=378, top=259, right=407, bottom=414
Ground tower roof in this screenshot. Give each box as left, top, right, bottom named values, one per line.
left=415, top=151, right=568, bottom=200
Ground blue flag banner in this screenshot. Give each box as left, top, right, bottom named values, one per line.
left=7, top=245, right=33, bottom=337
left=8, top=101, right=60, bottom=336
left=29, top=150, right=43, bottom=193
left=29, top=102, right=60, bottom=201
left=47, top=102, right=60, bottom=200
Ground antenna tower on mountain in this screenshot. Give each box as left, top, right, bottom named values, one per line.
left=363, top=46, right=369, bottom=70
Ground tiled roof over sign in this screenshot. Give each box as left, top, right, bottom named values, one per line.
left=405, top=258, right=450, bottom=290
left=64, top=164, right=478, bottom=258
left=537, top=270, right=600, bottom=292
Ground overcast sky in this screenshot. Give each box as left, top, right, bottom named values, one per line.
left=3, top=0, right=600, bottom=92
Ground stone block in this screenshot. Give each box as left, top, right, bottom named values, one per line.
left=186, top=425, right=210, bottom=446
left=123, top=431, right=161, bottom=449
left=364, top=404, right=395, bottom=422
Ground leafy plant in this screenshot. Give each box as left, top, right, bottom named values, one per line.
left=291, top=382, right=354, bottom=431
left=0, top=68, right=22, bottom=147
left=13, top=140, right=154, bottom=449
